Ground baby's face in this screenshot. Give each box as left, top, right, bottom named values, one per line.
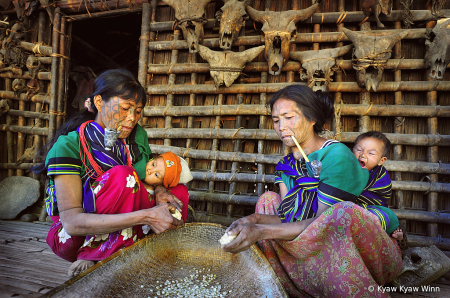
left=144, top=156, right=165, bottom=185
left=352, top=137, right=387, bottom=171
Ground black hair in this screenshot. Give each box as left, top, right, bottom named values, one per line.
left=267, top=84, right=334, bottom=134
left=354, top=131, right=391, bottom=157
left=32, top=69, right=146, bottom=177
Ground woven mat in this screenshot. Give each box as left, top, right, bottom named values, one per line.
left=43, top=223, right=288, bottom=298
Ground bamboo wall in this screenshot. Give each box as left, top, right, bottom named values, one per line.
left=0, top=9, right=70, bottom=220
left=138, top=0, right=450, bottom=249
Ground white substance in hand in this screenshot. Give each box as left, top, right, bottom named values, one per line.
left=219, top=232, right=237, bottom=245
left=171, top=209, right=182, bottom=220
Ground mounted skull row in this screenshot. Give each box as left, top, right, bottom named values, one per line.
left=163, top=1, right=445, bottom=89
left=164, top=0, right=318, bottom=75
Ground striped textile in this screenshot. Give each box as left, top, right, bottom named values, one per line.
left=357, top=165, right=394, bottom=232
left=274, top=140, right=368, bottom=223
left=45, top=121, right=151, bottom=216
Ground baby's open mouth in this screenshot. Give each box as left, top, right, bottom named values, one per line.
left=359, top=160, right=366, bottom=168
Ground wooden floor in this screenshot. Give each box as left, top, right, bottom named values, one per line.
left=0, top=220, right=449, bottom=298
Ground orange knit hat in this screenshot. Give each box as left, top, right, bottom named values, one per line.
left=160, top=152, right=182, bottom=188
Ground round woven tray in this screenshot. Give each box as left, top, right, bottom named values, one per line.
left=43, top=223, right=288, bottom=298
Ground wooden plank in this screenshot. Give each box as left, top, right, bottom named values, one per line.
left=0, top=277, right=53, bottom=296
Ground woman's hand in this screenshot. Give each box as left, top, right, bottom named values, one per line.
left=154, top=185, right=183, bottom=211
left=221, top=223, right=264, bottom=254
left=142, top=203, right=183, bottom=234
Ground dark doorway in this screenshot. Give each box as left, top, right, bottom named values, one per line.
left=67, top=12, right=142, bottom=118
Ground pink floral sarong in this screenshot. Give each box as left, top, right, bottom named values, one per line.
left=47, top=165, right=189, bottom=262
left=256, top=191, right=402, bottom=298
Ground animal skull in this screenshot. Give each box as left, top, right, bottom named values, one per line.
left=246, top=3, right=319, bottom=76
left=290, top=44, right=353, bottom=92
left=198, top=44, right=264, bottom=87
left=163, top=0, right=211, bottom=53
left=360, top=0, right=393, bottom=28
left=26, top=55, right=41, bottom=79
left=424, top=18, right=450, bottom=80
left=216, top=0, right=251, bottom=50
left=343, top=28, right=409, bottom=91
left=392, top=245, right=450, bottom=287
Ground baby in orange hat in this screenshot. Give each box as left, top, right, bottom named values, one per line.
left=143, top=151, right=193, bottom=195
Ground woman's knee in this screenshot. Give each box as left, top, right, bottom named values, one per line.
left=256, top=191, right=281, bottom=215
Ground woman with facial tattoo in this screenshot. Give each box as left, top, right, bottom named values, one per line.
left=220, top=85, right=403, bottom=298
left=33, top=69, right=189, bottom=277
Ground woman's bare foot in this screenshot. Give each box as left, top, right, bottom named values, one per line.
left=68, top=259, right=95, bottom=277
left=391, top=228, right=404, bottom=241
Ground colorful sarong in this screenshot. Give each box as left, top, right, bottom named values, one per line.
left=256, top=191, right=402, bottom=298
left=46, top=165, right=189, bottom=262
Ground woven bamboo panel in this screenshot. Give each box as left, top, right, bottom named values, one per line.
left=140, top=0, right=450, bottom=248
left=43, top=223, right=289, bottom=298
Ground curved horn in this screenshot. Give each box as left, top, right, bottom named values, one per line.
left=246, top=6, right=266, bottom=23
left=198, top=45, right=216, bottom=63
left=289, top=51, right=306, bottom=62
left=387, top=30, right=410, bottom=49
left=331, top=44, right=353, bottom=58
left=292, top=3, right=319, bottom=23
left=342, top=27, right=359, bottom=43
left=242, top=45, right=265, bottom=64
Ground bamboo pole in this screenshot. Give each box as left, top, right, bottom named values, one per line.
left=147, top=59, right=447, bottom=74
left=0, top=91, right=51, bottom=103
left=5, top=78, right=13, bottom=177
left=194, top=213, right=236, bottom=226
left=257, top=72, right=268, bottom=196
left=56, top=17, right=66, bottom=129
left=142, top=0, right=158, bottom=127
left=33, top=11, right=46, bottom=177
left=0, top=124, right=49, bottom=135
left=185, top=52, right=198, bottom=166
left=66, top=7, right=143, bottom=22
left=48, top=8, right=60, bottom=142
left=0, top=143, right=440, bottom=174
left=145, top=128, right=450, bottom=146
left=7, top=109, right=50, bottom=120
left=147, top=81, right=450, bottom=95
left=147, top=29, right=427, bottom=51
left=0, top=72, right=51, bottom=80
left=138, top=2, right=151, bottom=93
left=208, top=94, right=224, bottom=216
left=164, top=30, right=180, bottom=146
left=408, top=234, right=450, bottom=251
left=359, top=22, right=371, bottom=134
left=426, top=21, right=439, bottom=239
left=189, top=172, right=450, bottom=192
left=333, top=0, right=345, bottom=138
left=18, top=41, right=53, bottom=56
left=148, top=10, right=450, bottom=31
left=227, top=24, right=248, bottom=218
left=143, top=104, right=450, bottom=117
left=17, top=87, right=25, bottom=176
left=394, top=209, right=450, bottom=225
left=393, top=6, right=405, bottom=231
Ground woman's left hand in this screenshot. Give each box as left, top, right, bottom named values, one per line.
left=221, top=223, right=264, bottom=254
left=154, top=185, right=183, bottom=211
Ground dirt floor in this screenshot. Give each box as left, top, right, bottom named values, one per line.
left=1, top=220, right=449, bottom=298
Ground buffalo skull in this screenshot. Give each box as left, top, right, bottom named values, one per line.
left=163, top=0, right=211, bottom=53
left=392, top=245, right=450, bottom=287
left=246, top=3, right=319, bottom=76
left=290, top=44, right=353, bottom=92
left=343, top=28, right=409, bottom=92
left=198, top=44, right=264, bottom=88
left=424, top=18, right=450, bottom=80
left=360, top=0, right=393, bottom=28
left=216, top=0, right=251, bottom=50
